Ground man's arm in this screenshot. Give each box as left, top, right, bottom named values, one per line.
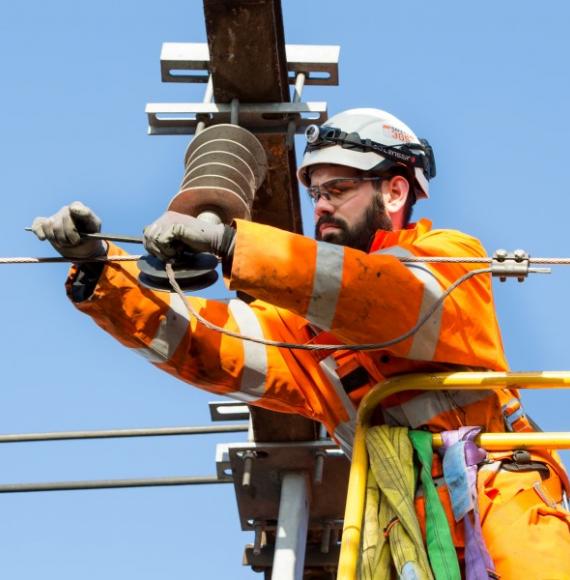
left=32, top=204, right=331, bottom=424
left=227, top=219, right=507, bottom=371
left=67, top=242, right=319, bottom=413
left=67, top=247, right=358, bottom=445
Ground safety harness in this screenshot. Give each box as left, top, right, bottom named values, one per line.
left=360, top=425, right=435, bottom=580
left=361, top=426, right=504, bottom=580
left=409, top=431, right=462, bottom=579
left=439, top=427, right=498, bottom=580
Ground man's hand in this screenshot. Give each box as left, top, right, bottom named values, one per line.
left=143, top=211, right=235, bottom=262
left=31, top=201, right=106, bottom=259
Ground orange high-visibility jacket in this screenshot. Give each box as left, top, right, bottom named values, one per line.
left=67, top=218, right=519, bottom=454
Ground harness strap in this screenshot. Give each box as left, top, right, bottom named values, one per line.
left=361, top=426, right=434, bottom=580
left=440, top=427, right=497, bottom=580
left=501, top=398, right=533, bottom=432
left=409, top=430, right=461, bottom=580
left=500, top=450, right=550, bottom=478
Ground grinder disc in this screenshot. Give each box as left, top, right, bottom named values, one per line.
left=137, top=252, right=219, bottom=292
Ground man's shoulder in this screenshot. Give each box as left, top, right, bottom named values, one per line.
left=409, top=218, right=486, bottom=258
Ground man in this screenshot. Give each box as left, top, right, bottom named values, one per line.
left=33, top=109, right=570, bottom=577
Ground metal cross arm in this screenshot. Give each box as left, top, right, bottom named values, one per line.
left=160, top=42, right=340, bottom=86
left=146, top=42, right=339, bottom=137
left=146, top=101, right=328, bottom=135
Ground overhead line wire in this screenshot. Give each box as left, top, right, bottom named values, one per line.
left=4, top=250, right=568, bottom=351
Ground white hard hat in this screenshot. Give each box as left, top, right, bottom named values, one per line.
left=297, top=108, right=436, bottom=199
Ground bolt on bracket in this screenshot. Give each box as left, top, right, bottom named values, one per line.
left=491, top=249, right=551, bottom=282
left=492, top=249, right=530, bottom=282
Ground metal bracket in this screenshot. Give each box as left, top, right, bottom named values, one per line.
left=491, top=249, right=551, bottom=282
left=286, top=72, right=307, bottom=149
left=149, top=43, right=335, bottom=137
left=243, top=544, right=341, bottom=573
left=160, top=43, right=340, bottom=86
left=209, top=401, right=250, bottom=422
left=215, top=441, right=348, bottom=531
left=492, top=249, right=530, bottom=282
left=146, top=101, right=327, bottom=136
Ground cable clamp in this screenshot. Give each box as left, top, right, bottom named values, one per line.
left=491, top=249, right=551, bottom=282
left=492, top=249, right=530, bottom=282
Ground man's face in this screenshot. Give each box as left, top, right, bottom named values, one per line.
left=311, top=165, right=393, bottom=251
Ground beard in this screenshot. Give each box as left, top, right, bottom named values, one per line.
left=315, top=195, right=392, bottom=251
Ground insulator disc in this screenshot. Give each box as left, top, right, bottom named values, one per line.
left=137, top=253, right=219, bottom=292
left=169, top=124, right=267, bottom=224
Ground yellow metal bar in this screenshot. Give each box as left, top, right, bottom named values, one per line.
left=357, top=371, right=570, bottom=426
left=432, top=432, right=570, bottom=450
left=337, top=424, right=368, bottom=580
left=337, top=371, right=570, bottom=580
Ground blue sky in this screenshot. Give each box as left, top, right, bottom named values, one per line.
left=1, top=1, right=570, bottom=578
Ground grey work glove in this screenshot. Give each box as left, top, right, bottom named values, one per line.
left=31, top=201, right=106, bottom=260
left=143, top=211, right=236, bottom=262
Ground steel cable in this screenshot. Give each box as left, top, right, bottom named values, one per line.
left=5, top=254, right=570, bottom=265
left=165, top=262, right=492, bottom=352
left=5, top=250, right=569, bottom=351
left=0, top=255, right=141, bottom=264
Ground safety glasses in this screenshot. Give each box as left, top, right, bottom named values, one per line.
left=307, top=176, right=382, bottom=206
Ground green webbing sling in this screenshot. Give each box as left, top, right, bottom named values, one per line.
left=408, top=430, right=461, bottom=580
left=360, top=426, right=433, bottom=580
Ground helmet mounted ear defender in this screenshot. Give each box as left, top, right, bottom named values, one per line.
left=297, top=108, right=436, bottom=200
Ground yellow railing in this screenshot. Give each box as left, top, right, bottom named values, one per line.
left=337, top=371, right=570, bottom=580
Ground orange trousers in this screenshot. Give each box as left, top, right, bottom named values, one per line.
left=415, top=453, right=570, bottom=579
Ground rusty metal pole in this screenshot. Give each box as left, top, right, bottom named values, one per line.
left=202, top=0, right=318, bottom=447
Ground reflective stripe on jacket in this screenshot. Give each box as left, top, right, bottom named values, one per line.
left=67, top=218, right=516, bottom=453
